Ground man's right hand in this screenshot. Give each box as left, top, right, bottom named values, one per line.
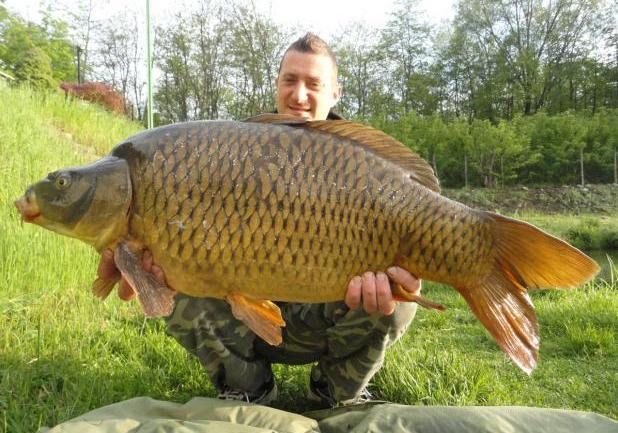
left=97, top=248, right=166, bottom=301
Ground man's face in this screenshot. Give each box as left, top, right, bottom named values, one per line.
left=276, top=50, right=341, bottom=121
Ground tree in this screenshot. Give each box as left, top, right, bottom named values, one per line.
left=14, top=46, right=56, bottom=88
left=0, top=6, right=75, bottom=84
left=457, top=0, right=601, bottom=116
left=155, top=13, right=193, bottom=122
left=332, top=23, right=384, bottom=120
left=65, top=0, right=96, bottom=83
left=191, top=0, right=226, bottom=119
left=379, top=0, right=432, bottom=114
left=221, top=1, right=290, bottom=119
left=95, top=10, right=144, bottom=117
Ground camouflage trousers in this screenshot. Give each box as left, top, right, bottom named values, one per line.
left=165, top=294, right=417, bottom=403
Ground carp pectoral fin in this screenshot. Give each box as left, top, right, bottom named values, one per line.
left=392, top=284, right=446, bottom=311
left=91, top=277, right=119, bottom=300
left=225, top=292, right=285, bottom=346
left=114, top=243, right=176, bottom=317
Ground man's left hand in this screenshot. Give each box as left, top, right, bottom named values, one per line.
left=344, top=267, right=421, bottom=315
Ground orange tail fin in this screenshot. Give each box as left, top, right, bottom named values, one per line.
left=458, top=213, right=599, bottom=374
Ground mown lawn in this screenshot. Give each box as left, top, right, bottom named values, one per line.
left=0, top=85, right=616, bottom=432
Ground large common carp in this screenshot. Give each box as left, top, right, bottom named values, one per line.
left=15, top=114, right=598, bottom=373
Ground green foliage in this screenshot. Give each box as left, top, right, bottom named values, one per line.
left=0, top=6, right=75, bottom=85
left=600, top=230, right=618, bottom=250
left=13, top=46, right=56, bottom=89
left=566, top=225, right=596, bottom=250
left=369, top=109, right=618, bottom=187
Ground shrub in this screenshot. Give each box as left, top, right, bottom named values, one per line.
left=14, top=47, right=57, bottom=89
left=60, top=81, right=126, bottom=115
left=600, top=231, right=618, bottom=250
left=566, top=226, right=595, bottom=250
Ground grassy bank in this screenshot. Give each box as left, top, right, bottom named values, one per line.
left=0, top=86, right=616, bottom=432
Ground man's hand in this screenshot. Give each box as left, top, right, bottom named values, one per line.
left=344, top=267, right=421, bottom=315
left=97, top=248, right=166, bottom=301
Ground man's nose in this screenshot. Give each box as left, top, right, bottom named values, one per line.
left=291, top=83, right=308, bottom=103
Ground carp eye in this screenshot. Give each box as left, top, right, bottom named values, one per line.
left=55, top=173, right=72, bottom=190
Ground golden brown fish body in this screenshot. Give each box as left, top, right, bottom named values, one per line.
left=120, top=120, right=486, bottom=302
left=15, top=114, right=599, bottom=373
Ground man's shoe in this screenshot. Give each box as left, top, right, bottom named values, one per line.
left=217, top=378, right=278, bottom=405
left=307, top=378, right=373, bottom=408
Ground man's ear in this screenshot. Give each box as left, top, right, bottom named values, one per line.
left=332, top=82, right=342, bottom=105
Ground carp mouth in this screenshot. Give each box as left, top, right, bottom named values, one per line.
left=14, top=190, right=42, bottom=223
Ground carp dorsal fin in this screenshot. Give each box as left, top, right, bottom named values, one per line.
left=243, top=113, right=308, bottom=125
left=244, top=114, right=440, bottom=193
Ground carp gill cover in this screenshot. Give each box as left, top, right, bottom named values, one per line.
left=15, top=114, right=599, bottom=373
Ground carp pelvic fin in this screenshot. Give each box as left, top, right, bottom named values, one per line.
left=91, top=276, right=119, bottom=300
left=114, top=242, right=176, bottom=317
left=391, top=284, right=446, bottom=311
left=225, top=292, right=285, bottom=346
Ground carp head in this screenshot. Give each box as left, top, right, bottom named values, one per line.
left=15, top=156, right=132, bottom=251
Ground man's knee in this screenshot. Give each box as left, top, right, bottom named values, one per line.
left=383, top=302, right=417, bottom=340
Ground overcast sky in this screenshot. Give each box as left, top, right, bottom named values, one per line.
left=5, top=0, right=455, bottom=40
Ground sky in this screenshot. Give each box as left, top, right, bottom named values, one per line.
left=5, top=0, right=456, bottom=40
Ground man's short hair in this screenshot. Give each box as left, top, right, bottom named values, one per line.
left=280, top=32, right=338, bottom=77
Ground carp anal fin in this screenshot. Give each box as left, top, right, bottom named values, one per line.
left=225, top=292, right=286, bottom=346
left=114, top=242, right=176, bottom=317
left=392, top=284, right=446, bottom=311
left=244, top=114, right=439, bottom=193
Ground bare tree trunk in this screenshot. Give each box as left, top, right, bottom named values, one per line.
left=614, top=148, right=618, bottom=185
left=464, top=151, right=468, bottom=188
left=580, top=147, right=585, bottom=186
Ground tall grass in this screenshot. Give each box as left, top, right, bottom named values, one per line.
left=0, top=85, right=616, bottom=432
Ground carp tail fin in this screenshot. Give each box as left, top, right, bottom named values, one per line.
left=458, top=274, right=539, bottom=374
left=488, top=213, right=599, bottom=290
left=457, top=212, right=599, bottom=373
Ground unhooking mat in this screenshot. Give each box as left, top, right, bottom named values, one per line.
left=37, top=396, right=618, bottom=433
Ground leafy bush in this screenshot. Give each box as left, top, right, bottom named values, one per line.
left=600, top=231, right=618, bottom=250
left=60, top=81, right=126, bottom=115
left=566, top=226, right=595, bottom=250
left=13, top=47, right=57, bottom=89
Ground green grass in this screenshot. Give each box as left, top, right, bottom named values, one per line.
left=1, top=85, right=617, bottom=432
left=514, top=213, right=618, bottom=250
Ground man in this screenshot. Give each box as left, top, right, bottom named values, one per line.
left=98, top=33, right=421, bottom=407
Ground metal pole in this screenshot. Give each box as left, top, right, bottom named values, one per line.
left=146, top=0, right=154, bottom=128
